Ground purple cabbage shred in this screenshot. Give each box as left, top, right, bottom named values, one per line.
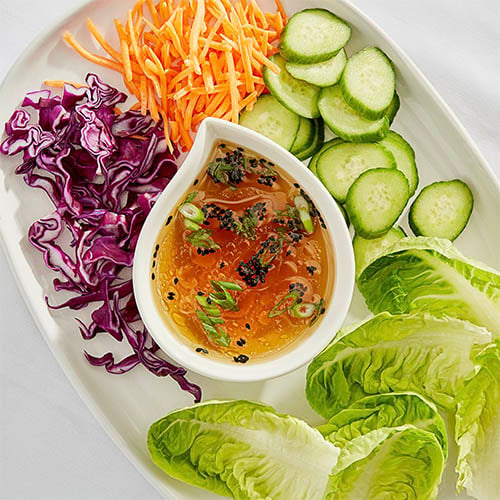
left=0, top=73, right=201, bottom=402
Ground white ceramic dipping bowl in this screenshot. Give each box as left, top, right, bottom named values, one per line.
left=133, top=117, right=354, bottom=382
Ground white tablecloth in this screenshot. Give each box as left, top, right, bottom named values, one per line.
left=0, top=1, right=498, bottom=498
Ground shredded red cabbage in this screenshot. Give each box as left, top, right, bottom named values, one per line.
left=1, top=74, right=201, bottom=402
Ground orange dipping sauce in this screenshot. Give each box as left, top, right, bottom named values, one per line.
left=153, top=143, right=334, bottom=363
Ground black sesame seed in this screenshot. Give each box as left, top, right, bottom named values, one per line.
left=152, top=260, right=156, bottom=268
left=151, top=273, right=155, bottom=280
left=165, top=215, right=172, bottom=226
left=306, top=265, right=317, bottom=276
left=245, top=323, right=251, bottom=330
left=293, top=183, right=300, bottom=188
left=197, top=291, right=204, bottom=296
left=207, top=297, right=213, bottom=305
left=193, top=179, right=199, bottom=186
left=233, top=354, right=249, bottom=363
left=155, top=244, right=160, bottom=251
left=220, top=262, right=225, bottom=269
left=220, top=143, right=226, bottom=148
left=173, top=277, right=179, bottom=285
left=196, top=347, right=209, bottom=354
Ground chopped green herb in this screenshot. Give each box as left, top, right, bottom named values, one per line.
left=195, top=310, right=230, bottom=347
left=268, top=290, right=302, bottom=317
left=186, top=229, right=220, bottom=250
left=231, top=203, right=267, bottom=240
left=208, top=280, right=242, bottom=312
left=194, top=280, right=243, bottom=346
left=309, top=298, right=325, bottom=326
left=184, top=191, right=198, bottom=204
left=207, top=146, right=277, bottom=189
left=211, top=280, right=243, bottom=292
left=183, top=218, right=202, bottom=231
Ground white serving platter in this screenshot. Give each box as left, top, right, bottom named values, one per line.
left=0, top=0, right=498, bottom=498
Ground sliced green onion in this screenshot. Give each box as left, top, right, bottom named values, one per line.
left=211, top=280, right=243, bottom=292
left=179, top=202, right=204, bottom=223
left=294, top=195, right=314, bottom=234
left=290, top=302, right=316, bottom=318
left=268, top=291, right=300, bottom=317
left=196, top=296, right=221, bottom=316
left=183, top=218, right=202, bottom=231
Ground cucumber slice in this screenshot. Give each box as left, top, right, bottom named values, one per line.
left=353, top=226, right=406, bottom=277
left=379, top=131, right=419, bottom=196
left=346, top=168, right=409, bottom=239
left=318, top=85, right=389, bottom=142
left=386, top=92, right=400, bottom=125
left=239, top=94, right=300, bottom=150
left=286, top=49, right=347, bottom=88
left=308, top=138, right=343, bottom=175
left=290, top=117, right=315, bottom=155
left=341, top=47, right=395, bottom=119
left=409, top=179, right=473, bottom=240
left=263, top=55, right=320, bottom=119
left=296, top=119, right=325, bottom=161
left=280, top=9, right=351, bottom=64
left=317, top=142, right=396, bottom=203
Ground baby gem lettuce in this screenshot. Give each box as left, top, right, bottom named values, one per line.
left=148, top=400, right=340, bottom=500
left=306, top=312, right=491, bottom=418
left=358, top=237, right=500, bottom=338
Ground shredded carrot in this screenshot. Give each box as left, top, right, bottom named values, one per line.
left=44, top=80, right=88, bottom=89
left=64, top=0, right=287, bottom=151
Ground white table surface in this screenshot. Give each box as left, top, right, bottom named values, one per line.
left=0, top=1, right=498, bottom=499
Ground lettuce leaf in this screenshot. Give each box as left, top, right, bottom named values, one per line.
left=455, top=340, right=500, bottom=499
left=306, top=312, right=491, bottom=418
left=324, top=426, right=445, bottom=500
left=318, top=392, right=447, bottom=459
left=358, top=237, right=500, bottom=338
left=147, top=400, right=340, bottom=499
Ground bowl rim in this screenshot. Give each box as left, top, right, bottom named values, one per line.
left=133, top=117, right=355, bottom=382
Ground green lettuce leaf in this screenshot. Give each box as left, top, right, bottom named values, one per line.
left=455, top=340, right=500, bottom=499
left=306, top=312, right=491, bottom=418
left=318, top=392, right=448, bottom=459
left=324, top=426, right=445, bottom=500
left=148, top=400, right=340, bottom=500
left=358, top=237, right=500, bottom=337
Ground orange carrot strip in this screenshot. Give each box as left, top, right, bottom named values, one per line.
left=199, top=14, right=224, bottom=61
left=148, top=82, right=160, bottom=121
left=184, top=95, right=198, bottom=131
left=274, top=0, right=287, bottom=21
left=43, top=80, right=88, bottom=88
left=145, top=0, right=161, bottom=27
left=139, top=76, right=148, bottom=115
left=250, top=0, right=269, bottom=28
left=239, top=34, right=254, bottom=93
left=86, top=19, right=121, bottom=60
left=120, top=39, right=133, bottom=82
left=63, top=33, right=122, bottom=72
left=189, top=0, right=205, bottom=75
left=201, top=60, right=214, bottom=92
left=204, top=90, right=227, bottom=115
left=252, top=47, right=280, bottom=73
left=163, top=20, right=188, bottom=60
left=224, top=48, right=240, bottom=123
